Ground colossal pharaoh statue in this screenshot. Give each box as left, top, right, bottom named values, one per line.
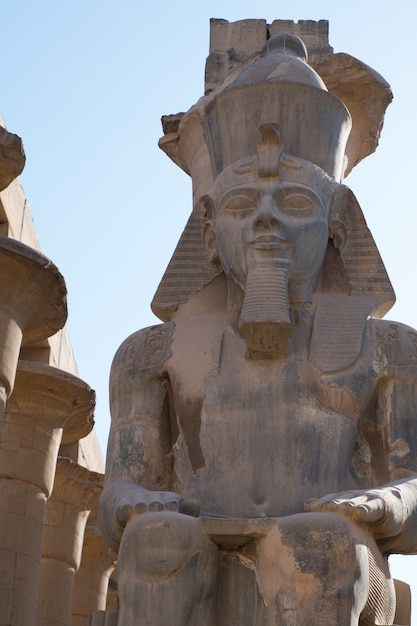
left=99, top=20, right=417, bottom=625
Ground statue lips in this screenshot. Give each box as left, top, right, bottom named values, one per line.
left=249, top=235, right=289, bottom=252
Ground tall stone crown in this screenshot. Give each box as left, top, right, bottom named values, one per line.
left=160, top=33, right=352, bottom=202
left=203, top=34, right=351, bottom=183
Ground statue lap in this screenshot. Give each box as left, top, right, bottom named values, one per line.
left=117, top=511, right=395, bottom=626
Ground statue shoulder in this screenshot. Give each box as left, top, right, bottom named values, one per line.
left=109, top=322, right=175, bottom=426
left=368, top=317, right=417, bottom=371
left=111, top=321, right=175, bottom=378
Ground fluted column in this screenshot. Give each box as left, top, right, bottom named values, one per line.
left=106, top=571, right=118, bottom=612
left=89, top=611, right=119, bottom=626
left=0, top=235, right=67, bottom=428
left=72, top=523, right=116, bottom=626
left=37, top=457, right=103, bottom=626
left=0, top=361, right=95, bottom=626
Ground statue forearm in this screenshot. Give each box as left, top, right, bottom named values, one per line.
left=305, top=476, right=417, bottom=555
left=105, top=416, right=173, bottom=489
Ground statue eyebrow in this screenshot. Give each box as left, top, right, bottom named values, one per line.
left=273, top=186, right=322, bottom=202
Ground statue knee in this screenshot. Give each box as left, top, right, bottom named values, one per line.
left=256, top=513, right=379, bottom=623
left=257, top=512, right=369, bottom=597
left=280, top=513, right=395, bottom=623
left=276, top=512, right=368, bottom=584
left=118, top=511, right=211, bottom=582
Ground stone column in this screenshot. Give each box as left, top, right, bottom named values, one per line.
left=72, top=523, right=116, bottom=626
left=87, top=570, right=119, bottom=626
left=106, top=572, right=119, bottom=612
left=89, top=611, right=119, bottom=626
left=37, top=457, right=103, bottom=626
left=0, top=236, right=67, bottom=428
left=0, top=361, right=95, bottom=626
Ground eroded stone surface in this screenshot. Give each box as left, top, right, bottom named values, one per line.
left=99, top=20, right=416, bottom=626
left=0, top=126, right=25, bottom=192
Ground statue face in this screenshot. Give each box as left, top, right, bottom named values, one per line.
left=212, top=179, right=330, bottom=298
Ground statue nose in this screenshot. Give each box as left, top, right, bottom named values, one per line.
left=254, top=196, right=281, bottom=231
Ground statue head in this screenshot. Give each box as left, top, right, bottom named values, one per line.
left=195, top=31, right=350, bottom=358
left=153, top=32, right=395, bottom=365
left=202, top=124, right=336, bottom=302
left=201, top=127, right=339, bottom=358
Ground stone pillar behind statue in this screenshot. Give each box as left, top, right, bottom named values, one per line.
left=0, top=362, right=94, bottom=626
left=36, top=457, right=103, bottom=626
left=72, top=522, right=116, bottom=626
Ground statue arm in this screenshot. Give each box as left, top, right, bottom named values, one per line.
left=105, top=325, right=174, bottom=489
left=369, top=322, right=417, bottom=553
left=99, top=324, right=192, bottom=551
left=306, top=321, right=417, bottom=554
left=305, top=477, right=417, bottom=555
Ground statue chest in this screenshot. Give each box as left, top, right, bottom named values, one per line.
left=167, top=328, right=366, bottom=517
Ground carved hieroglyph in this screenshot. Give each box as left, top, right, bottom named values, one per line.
left=99, top=20, right=417, bottom=626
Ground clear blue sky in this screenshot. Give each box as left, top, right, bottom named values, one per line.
left=1, top=0, right=416, bottom=615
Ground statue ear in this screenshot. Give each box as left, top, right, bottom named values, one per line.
left=199, top=193, right=215, bottom=220
left=199, top=195, right=219, bottom=266
left=329, top=219, right=347, bottom=252
left=328, top=185, right=350, bottom=252
left=203, top=219, right=219, bottom=265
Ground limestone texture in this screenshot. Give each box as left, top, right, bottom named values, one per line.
left=99, top=19, right=416, bottom=626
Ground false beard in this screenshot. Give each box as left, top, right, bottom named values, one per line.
left=238, top=265, right=292, bottom=360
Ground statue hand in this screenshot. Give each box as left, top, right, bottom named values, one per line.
left=115, top=486, right=200, bottom=524
left=304, top=486, right=407, bottom=543
left=98, top=480, right=200, bottom=552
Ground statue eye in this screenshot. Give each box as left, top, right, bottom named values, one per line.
left=282, top=193, right=314, bottom=211
left=223, top=195, right=256, bottom=213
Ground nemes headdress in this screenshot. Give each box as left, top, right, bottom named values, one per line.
left=152, top=26, right=394, bottom=370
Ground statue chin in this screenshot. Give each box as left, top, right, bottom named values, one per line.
left=238, top=266, right=292, bottom=359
